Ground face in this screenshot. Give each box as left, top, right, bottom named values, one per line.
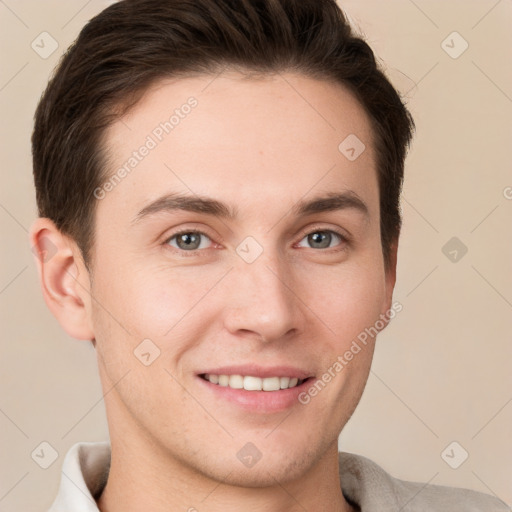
left=84, top=71, right=396, bottom=486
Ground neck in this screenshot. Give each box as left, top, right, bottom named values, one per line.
left=96, top=433, right=354, bottom=512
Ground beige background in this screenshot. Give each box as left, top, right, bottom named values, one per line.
left=1, top=1, right=511, bottom=510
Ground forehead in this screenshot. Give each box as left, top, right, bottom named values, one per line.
left=99, top=71, right=378, bottom=223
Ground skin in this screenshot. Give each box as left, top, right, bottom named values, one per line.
left=30, top=71, right=398, bottom=512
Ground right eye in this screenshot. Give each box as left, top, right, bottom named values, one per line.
left=165, top=230, right=214, bottom=252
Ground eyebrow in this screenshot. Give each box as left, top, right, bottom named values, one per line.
left=132, top=190, right=369, bottom=224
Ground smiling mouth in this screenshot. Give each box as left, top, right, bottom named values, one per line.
left=200, top=374, right=309, bottom=391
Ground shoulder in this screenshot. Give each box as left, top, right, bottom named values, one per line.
left=338, top=451, right=510, bottom=511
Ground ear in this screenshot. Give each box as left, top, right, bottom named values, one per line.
left=379, top=237, right=399, bottom=325
left=29, top=217, right=95, bottom=341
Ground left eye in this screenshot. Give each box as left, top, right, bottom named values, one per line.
left=166, top=231, right=212, bottom=251
left=297, top=230, right=345, bottom=250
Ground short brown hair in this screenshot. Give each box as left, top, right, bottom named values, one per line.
left=32, top=0, right=414, bottom=271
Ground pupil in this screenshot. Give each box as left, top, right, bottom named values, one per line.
left=180, top=233, right=199, bottom=249
left=310, top=232, right=330, bottom=249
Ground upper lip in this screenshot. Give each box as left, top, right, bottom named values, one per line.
left=197, top=365, right=314, bottom=380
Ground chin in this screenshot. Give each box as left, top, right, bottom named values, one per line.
left=189, top=444, right=324, bottom=488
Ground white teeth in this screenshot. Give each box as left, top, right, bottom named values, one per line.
left=262, top=377, right=280, bottom=391
left=244, top=376, right=262, bottom=391
left=204, top=374, right=304, bottom=391
left=280, top=377, right=290, bottom=389
left=228, top=375, right=244, bottom=389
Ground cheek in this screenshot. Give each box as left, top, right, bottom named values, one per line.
left=91, top=262, right=227, bottom=365
left=296, top=267, right=383, bottom=423
left=303, top=260, right=387, bottom=343
left=134, top=266, right=230, bottom=337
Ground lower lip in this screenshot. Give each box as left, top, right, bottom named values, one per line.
left=196, top=376, right=313, bottom=413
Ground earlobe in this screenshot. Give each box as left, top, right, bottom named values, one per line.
left=29, top=218, right=95, bottom=341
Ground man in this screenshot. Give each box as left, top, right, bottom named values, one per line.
left=29, top=0, right=509, bottom=510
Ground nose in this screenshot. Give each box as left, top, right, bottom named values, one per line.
left=222, top=249, right=303, bottom=343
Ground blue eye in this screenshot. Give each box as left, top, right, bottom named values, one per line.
left=166, top=231, right=212, bottom=251
left=297, top=230, right=346, bottom=249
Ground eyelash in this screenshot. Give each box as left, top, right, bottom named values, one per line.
left=163, top=225, right=350, bottom=256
